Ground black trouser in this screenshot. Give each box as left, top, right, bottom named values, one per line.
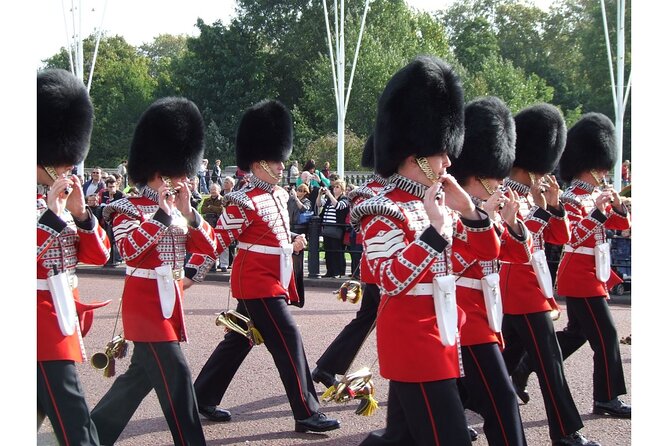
left=359, top=379, right=472, bottom=446
left=194, top=297, right=320, bottom=420
left=460, top=343, right=527, bottom=446
left=502, top=312, right=583, bottom=440
left=556, top=296, right=627, bottom=402
left=323, top=235, right=346, bottom=277
left=37, top=360, right=100, bottom=446
left=91, top=341, right=205, bottom=446
left=316, top=284, right=380, bottom=375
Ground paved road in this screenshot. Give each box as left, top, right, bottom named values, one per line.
left=38, top=273, right=631, bottom=445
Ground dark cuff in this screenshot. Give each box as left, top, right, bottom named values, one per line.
left=184, top=267, right=197, bottom=280
left=547, top=203, right=566, bottom=218
left=506, top=222, right=528, bottom=242
left=460, top=208, right=491, bottom=229
left=73, top=208, right=96, bottom=231
left=591, top=208, right=608, bottom=223
left=421, top=225, right=448, bottom=252
left=188, top=210, right=202, bottom=228
left=153, top=208, right=172, bottom=226
left=38, top=209, right=67, bottom=232
left=533, top=206, right=552, bottom=223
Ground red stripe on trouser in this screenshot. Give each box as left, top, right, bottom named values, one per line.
left=583, top=299, right=612, bottom=400
left=39, top=362, right=71, bottom=446
left=418, top=383, right=440, bottom=446
left=523, top=314, right=567, bottom=436
left=260, top=299, right=312, bottom=416
left=467, top=346, right=510, bottom=446
left=148, top=343, right=186, bottom=446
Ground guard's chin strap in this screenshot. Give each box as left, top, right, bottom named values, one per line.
left=260, top=160, right=281, bottom=181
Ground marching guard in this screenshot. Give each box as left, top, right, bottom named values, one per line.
left=193, top=100, right=340, bottom=433
left=449, top=96, right=529, bottom=446
left=555, top=113, right=631, bottom=418
left=500, top=104, right=599, bottom=446
left=311, top=135, right=388, bottom=391
left=37, top=68, right=111, bottom=445
left=354, top=55, right=496, bottom=446
left=90, top=97, right=217, bottom=446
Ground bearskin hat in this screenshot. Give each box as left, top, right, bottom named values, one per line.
left=559, top=113, right=616, bottom=183
left=37, top=69, right=94, bottom=167
left=128, top=97, right=204, bottom=186
left=235, top=100, right=293, bottom=171
left=374, top=55, right=465, bottom=178
left=513, top=103, right=566, bottom=174
left=449, top=96, right=515, bottom=183
left=361, top=135, right=374, bottom=169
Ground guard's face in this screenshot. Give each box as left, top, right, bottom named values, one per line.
left=426, top=153, right=451, bottom=177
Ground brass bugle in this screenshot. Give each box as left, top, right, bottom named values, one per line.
left=215, top=310, right=264, bottom=345
left=91, top=335, right=128, bottom=377
left=334, top=280, right=363, bottom=304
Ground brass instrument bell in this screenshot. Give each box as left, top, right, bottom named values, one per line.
left=215, top=310, right=264, bottom=345
left=90, top=335, right=128, bottom=377
left=334, top=280, right=363, bottom=304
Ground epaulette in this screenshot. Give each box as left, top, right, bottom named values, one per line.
left=102, top=197, right=142, bottom=223
left=350, top=194, right=405, bottom=228
left=221, top=188, right=255, bottom=211
left=560, top=189, right=583, bottom=208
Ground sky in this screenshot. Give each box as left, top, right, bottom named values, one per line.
left=33, top=0, right=558, bottom=68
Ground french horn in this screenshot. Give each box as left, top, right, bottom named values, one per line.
left=90, top=335, right=128, bottom=377
left=320, top=367, right=379, bottom=416
left=333, top=280, right=363, bottom=304
left=215, top=310, right=264, bottom=345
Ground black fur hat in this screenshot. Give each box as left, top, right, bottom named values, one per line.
left=450, top=96, right=516, bottom=183
left=128, top=97, right=204, bottom=186
left=235, top=100, right=293, bottom=171
left=374, top=55, right=465, bottom=177
left=37, top=69, right=94, bottom=167
left=559, top=113, right=616, bottom=183
left=361, top=135, right=374, bottom=169
left=513, top=103, right=566, bottom=174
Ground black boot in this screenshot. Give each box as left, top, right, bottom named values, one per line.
left=311, top=366, right=337, bottom=388
left=468, top=426, right=478, bottom=442
left=511, top=354, right=531, bottom=404
left=551, top=431, right=600, bottom=445
left=295, top=412, right=340, bottom=433
left=198, top=405, right=232, bottom=422
left=593, top=397, right=631, bottom=418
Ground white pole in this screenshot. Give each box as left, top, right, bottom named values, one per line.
left=87, top=0, right=108, bottom=92
left=599, top=0, right=618, bottom=111
left=323, top=1, right=340, bottom=112
left=344, top=0, right=370, bottom=112
left=613, top=0, right=625, bottom=191
left=77, top=0, right=84, bottom=81
left=62, top=0, right=75, bottom=74
left=337, top=0, right=345, bottom=178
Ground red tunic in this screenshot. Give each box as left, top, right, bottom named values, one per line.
left=37, top=207, right=110, bottom=362
left=500, top=179, right=571, bottom=315
left=212, top=177, right=299, bottom=302
left=357, top=175, right=498, bottom=382
left=104, top=187, right=217, bottom=342
left=349, top=175, right=388, bottom=285
left=556, top=180, right=630, bottom=297
left=455, top=209, right=532, bottom=347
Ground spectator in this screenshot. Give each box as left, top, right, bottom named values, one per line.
left=621, top=159, right=631, bottom=186
left=98, top=177, right=125, bottom=266
left=221, top=176, right=235, bottom=195
left=322, top=161, right=331, bottom=179
left=117, top=159, right=128, bottom=185
left=288, top=160, right=300, bottom=186
left=220, top=176, right=237, bottom=269
left=298, top=159, right=330, bottom=209
left=343, top=185, right=362, bottom=279
left=82, top=166, right=105, bottom=196
left=200, top=183, right=228, bottom=271
left=288, top=183, right=312, bottom=303
left=211, top=159, right=223, bottom=189
left=189, top=177, right=203, bottom=210
left=319, top=179, right=349, bottom=278
left=86, top=193, right=102, bottom=223
left=198, top=158, right=209, bottom=194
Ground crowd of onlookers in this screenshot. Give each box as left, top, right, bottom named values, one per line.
left=52, top=158, right=364, bottom=279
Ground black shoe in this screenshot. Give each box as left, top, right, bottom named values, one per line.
left=468, top=426, right=478, bottom=442
left=593, top=397, right=631, bottom=418
left=295, top=411, right=340, bottom=433
left=511, top=358, right=531, bottom=404
left=311, top=367, right=337, bottom=388
left=198, top=405, right=231, bottom=422
left=552, top=431, right=600, bottom=446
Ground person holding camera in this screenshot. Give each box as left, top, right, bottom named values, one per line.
left=320, top=180, right=349, bottom=278
left=298, top=159, right=330, bottom=209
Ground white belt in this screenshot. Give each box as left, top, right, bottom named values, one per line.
left=126, top=266, right=185, bottom=280
left=406, top=283, right=433, bottom=296
left=237, top=241, right=284, bottom=255
left=456, top=277, right=482, bottom=290
left=236, top=242, right=294, bottom=289
left=36, top=274, right=78, bottom=290
left=563, top=245, right=595, bottom=255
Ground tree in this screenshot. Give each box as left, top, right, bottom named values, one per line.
left=43, top=35, right=156, bottom=166
left=139, top=34, right=188, bottom=97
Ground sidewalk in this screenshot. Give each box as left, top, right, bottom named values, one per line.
left=77, top=263, right=632, bottom=305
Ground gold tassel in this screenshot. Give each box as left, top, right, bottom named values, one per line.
left=249, top=326, right=264, bottom=345
left=355, top=395, right=379, bottom=416
left=321, top=384, right=337, bottom=401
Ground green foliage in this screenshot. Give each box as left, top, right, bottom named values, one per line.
left=302, top=130, right=365, bottom=171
